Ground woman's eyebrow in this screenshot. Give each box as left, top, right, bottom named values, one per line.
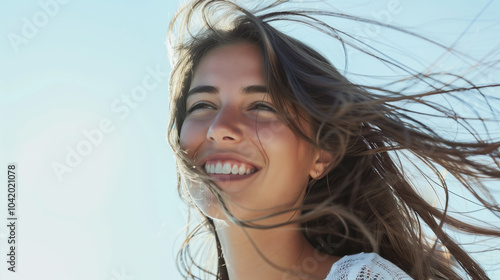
left=243, top=85, right=268, bottom=94
left=186, top=85, right=268, bottom=98
left=187, top=85, right=219, bottom=97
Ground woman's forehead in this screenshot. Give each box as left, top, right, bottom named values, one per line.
left=190, top=43, right=265, bottom=89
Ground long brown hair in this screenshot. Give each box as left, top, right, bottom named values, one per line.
left=167, top=1, right=500, bottom=279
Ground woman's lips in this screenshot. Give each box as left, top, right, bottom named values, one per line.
left=207, top=170, right=259, bottom=183
left=199, top=154, right=261, bottom=186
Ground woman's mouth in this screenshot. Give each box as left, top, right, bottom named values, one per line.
left=204, top=160, right=258, bottom=175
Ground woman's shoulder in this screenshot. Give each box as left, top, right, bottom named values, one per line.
left=325, top=252, right=414, bottom=280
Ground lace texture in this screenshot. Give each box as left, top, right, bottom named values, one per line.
left=325, top=252, right=414, bottom=280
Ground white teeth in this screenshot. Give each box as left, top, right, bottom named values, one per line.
left=231, top=165, right=239, bottom=174
left=238, top=165, right=246, bottom=175
left=215, top=162, right=222, bottom=174
left=205, top=161, right=256, bottom=175
left=222, top=163, right=231, bottom=174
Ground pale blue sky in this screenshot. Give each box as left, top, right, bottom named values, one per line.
left=1, top=1, right=499, bottom=279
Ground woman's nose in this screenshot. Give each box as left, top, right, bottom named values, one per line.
left=206, top=107, right=243, bottom=143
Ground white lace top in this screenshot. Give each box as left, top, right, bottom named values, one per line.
left=325, top=252, right=413, bottom=280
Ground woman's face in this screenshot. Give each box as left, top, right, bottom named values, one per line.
left=179, top=43, right=321, bottom=221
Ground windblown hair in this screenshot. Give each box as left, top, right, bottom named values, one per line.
left=167, top=1, right=500, bottom=279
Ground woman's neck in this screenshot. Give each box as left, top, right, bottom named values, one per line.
left=214, top=219, right=339, bottom=280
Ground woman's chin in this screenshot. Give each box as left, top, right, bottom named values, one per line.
left=198, top=198, right=301, bottom=227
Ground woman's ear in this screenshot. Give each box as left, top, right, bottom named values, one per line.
left=309, top=150, right=334, bottom=179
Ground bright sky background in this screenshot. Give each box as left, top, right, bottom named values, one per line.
left=0, top=1, right=499, bottom=279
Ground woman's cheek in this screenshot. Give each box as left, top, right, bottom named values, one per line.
left=255, top=120, right=288, bottom=145
left=179, top=120, right=201, bottom=151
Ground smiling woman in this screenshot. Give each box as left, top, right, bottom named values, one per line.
left=180, top=43, right=322, bottom=225
left=166, top=1, right=500, bottom=279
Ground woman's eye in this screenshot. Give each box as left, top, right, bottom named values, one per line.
left=251, top=102, right=276, bottom=112
left=187, top=102, right=216, bottom=113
